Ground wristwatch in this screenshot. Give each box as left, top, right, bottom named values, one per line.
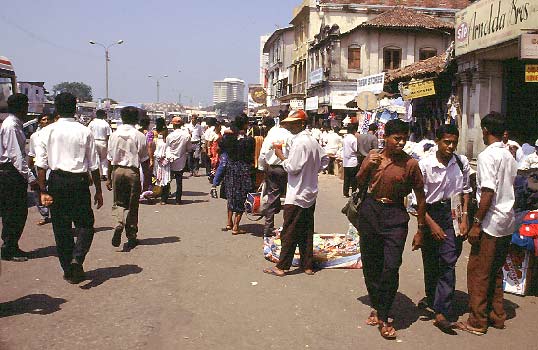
left=473, top=216, right=482, bottom=225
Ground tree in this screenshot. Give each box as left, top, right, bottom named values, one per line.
left=53, top=82, right=93, bottom=102
left=214, top=101, right=246, bottom=118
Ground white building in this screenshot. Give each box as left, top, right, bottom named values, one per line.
left=263, top=26, right=294, bottom=107
left=18, top=81, right=46, bottom=113
left=213, top=78, right=246, bottom=104
left=260, top=35, right=270, bottom=86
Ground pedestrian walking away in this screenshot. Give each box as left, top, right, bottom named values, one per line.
left=415, top=124, right=471, bottom=333
left=35, top=92, right=104, bottom=284
left=355, top=119, right=426, bottom=340
left=456, top=112, right=518, bottom=336
left=342, top=123, right=359, bottom=197
left=106, top=106, right=150, bottom=250
left=356, top=123, right=379, bottom=170
left=263, top=109, right=329, bottom=277
left=88, top=109, right=112, bottom=180
left=186, top=114, right=203, bottom=176
left=0, top=93, right=37, bottom=262
left=163, top=116, right=191, bottom=204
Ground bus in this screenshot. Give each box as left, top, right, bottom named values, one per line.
left=0, top=55, right=17, bottom=119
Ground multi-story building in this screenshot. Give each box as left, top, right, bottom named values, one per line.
left=259, top=35, right=270, bottom=86
left=263, top=26, right=294, bottom=106
left=18, top=81, right=47, bottom=113
left=213, top=78, right=245, bottom=104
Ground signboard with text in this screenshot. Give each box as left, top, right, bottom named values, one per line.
left=400, top=80, right=436, bottom=100
left=520, top=34, right=538, bottom=59
left=455, top=0, right=538, bottom=57
left=525, top=64, right=538, bottom=82
left=290, top=99, right=304, bottom=110
left=357, top=73, right=385, bottom=94
left=305, top=96, right=319, bottom=111
left=309, top=68, right=324, bottom=86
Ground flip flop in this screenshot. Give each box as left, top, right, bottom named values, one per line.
left=263, top=267, right=285, bottom=277
left=221, top=225, right=233, bottom=231
left=378, top=322, right=397, bottom=340
left=365, top=310, right=379, bottom=326
left=231, top=229, right=247, bottom=235
left=433, top=319, right=457, bottom=334
left=455, top=322, right=486, bottom=336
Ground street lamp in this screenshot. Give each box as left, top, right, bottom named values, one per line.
left=147, top=74, right=168, bottom=102
left=89, top=39, right=124, bottom=101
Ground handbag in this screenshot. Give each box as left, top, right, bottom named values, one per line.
left=245, top=183, right=267, bottom=221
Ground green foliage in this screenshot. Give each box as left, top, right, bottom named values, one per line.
left=214, top=101, right=246, bottom=118
left=53, top=81, right=93, bottom=102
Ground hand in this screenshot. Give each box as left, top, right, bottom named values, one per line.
left=429, top=221, right=447, bottom=241
left=274, top=147, right=284, bottom=160
left=106, top=180, right=112, bottom=191
left=94, top=191, right=103, bottom=209
left=367, top=153, right=382, bottom=169
left=412, top=231, right=424, bottom=251
left=468, top=224, right=481, bottom=245
left=41, top=193, right=54, bottom=207
left=459, top=220, right=469, bottom=240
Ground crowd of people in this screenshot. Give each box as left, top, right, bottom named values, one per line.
left=0, top=92, right=528, bottom=340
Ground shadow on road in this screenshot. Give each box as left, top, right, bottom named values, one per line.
left=240, top=223, right=264, bottom=237
left=138, top=236, right=181, bottom=246
left=357, top=292, right=421, bottom=330
left=182, top=190, right=209, bottom=197
left=79, top=264, right=143, bottom=290
left=94, top=226, right=114, bottom=233
left=0, top=294, right=67, bottom=318
left=27, top=245, right=57, bottom=259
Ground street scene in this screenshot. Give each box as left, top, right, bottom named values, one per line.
left=2, top=0, right=538, bottom=349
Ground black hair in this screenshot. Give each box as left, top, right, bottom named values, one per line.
left=263, top=117, right=275, bottom=129
left=368, top=123, right=378, bottom=132
left=121, top=106, right=139, bottom=125
left=481, top=111, right=505, bottom=138
left=139, top=117, right=150, bottom=128
left=7, top=93, right=29, bottom=114
left=155, top=118, right=167, bottom=132
left=234, top=114, right=249, bottom=129
left=54, top=92, right=77, bottom=116
left=435, top=124, right=459, bottom=139
left=37, top=113, right=54, bottom=121
left=384, top=119, right=409, bottom=137
left=347, top=123, right=358, bottom=134
left=96, top=109, right=106, bottom=118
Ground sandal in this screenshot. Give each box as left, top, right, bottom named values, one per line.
left=221, top=225, right=233, bottom=231
left=36, top=218, right=50, bottom=226
left=378, top=321, right=397, bottom=340
left=365, top=310, right=379, bottom=326
left=263, top=267, right=285, bottom=277
left=455, top=322, right=486, bottom=336
left=231, top=229, right=247, bottom=235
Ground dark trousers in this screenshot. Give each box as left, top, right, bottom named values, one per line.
left=276, top=204, right=315, bottom=271
left=467, top=233, right=511, bottom=329
left=162, top=170, right=184, bottom=203
left=48, top=171, right=95, bottom=273
left=111, top=167, right=141, bottom=239
left=262, top=165, right=287, bottom=236
left=0, top=163, right=28, bottom=256
left=327, top=156, right=335, bottom=175
left=357, top=196, right=409, bottom=322
left=343, top=166, right=358, bottom=196
left=421, top=203, right=463, bottom=316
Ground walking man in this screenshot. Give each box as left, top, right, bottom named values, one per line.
left=88, top=109, right=112, bottom=180
left=342, top=123, right=359, bottom=197
left=186, top=114, right=203, bottom=176
left=162, top=117, right=191, bottom=204
left=263, top=110, right=329, bottom=276
left=258, top=117, right=293, bottom=237
left=416, top=124, right=471, bottom=332
left=457, top=112, right=518, bottom=335
left=356, top=123, right=378, bottom=169
left=36, top=92, right=103, bottom=283
left=0, top=93, right=36, bottom=262
left=106, top=106, right=150, bottom=249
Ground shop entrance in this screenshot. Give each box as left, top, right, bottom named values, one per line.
left=504, top=58, right=538, bottom=144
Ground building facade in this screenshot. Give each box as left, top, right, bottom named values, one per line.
left=263, top=26, right=294, bottom=107
left=259, top=35, right=270, bottom=86
left=213, top=78, right=246, bottom=104
left=18, top=81, right=47, bottom=113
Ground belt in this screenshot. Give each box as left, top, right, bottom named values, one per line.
left=114, top=165, right=138, bottom=171
left=269, top=164, right=284, bottom=168
left=51, top=169, right=88, bottom=178
left=426, top=198, right=451, bottom=210
left=367, top=194, right=401, bottom=205
left=95, top=139, right=107, bottom=141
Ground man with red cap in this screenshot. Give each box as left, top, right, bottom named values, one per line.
left=263, top=110, right=329, bottom=276
left=162, top=116, right=191, bottom=204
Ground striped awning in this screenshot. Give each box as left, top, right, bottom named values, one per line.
left=0, top=56, right=15, bottom=77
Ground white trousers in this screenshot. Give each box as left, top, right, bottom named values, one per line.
left=95, top=140, right=108, bottom=176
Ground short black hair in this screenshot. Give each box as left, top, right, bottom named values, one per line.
left=435, top=124, right=459, bottom=140
left=234, top=114, right=249, bottom=129
left=155, top=117, right=167, bottom=132
left=38, top=113, right=54, bottom=122
left=121, top=106, right=139, bottom=125
left=139, top=117, right=150, bottom=128
left=384, top=119, right=409, bottom=137
left=96, top=109, right=106, bottom=118
left=263, top=117, right=275, bottom=129
left=347, top=123, right=358, bottom=134
left=481, top=111, right=505, bottom=138
left=368, top=123, right=378, bottom=132
left=54, top=92, right=77, bottom=116
left=7, top=93, right=29, bottom=114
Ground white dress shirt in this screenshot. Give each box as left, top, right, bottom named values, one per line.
left=28, top=128, right=42, bottom=158
left=476, top=142, right=518, bottom=237
left=35, top=117, right=99, bottom=173
left=342, top=134, right=358, bottom=168
left=519, top=152, right=538, bottom=170
left=0, top=114, right=35, bottom=182
left=186, top=122, right=203, bottom=142
left=88, top=118, right=112, bottom=141
left=282, top=130, right=329, bottom=208
left=107, top=124, right=149, bottom=168
left=166, top=129, right=191, bottom=172
left=324, top=131, right=342, bottom=155
left=419, top=153, right=472, bottom=204
left=257, top=126, right=293, bottom=170
left=311, top=128, right=321, bottom=142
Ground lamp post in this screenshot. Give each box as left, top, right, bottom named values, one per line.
left=147, top=74, right=168, bottom=102
left=89, top=39, right=124, bottom=101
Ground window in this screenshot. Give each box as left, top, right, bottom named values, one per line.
left=383, top=47, right=401, bottom=71
left=348, top=47, right=361, bottom=70
left=419, top=48, right=437, bottom=61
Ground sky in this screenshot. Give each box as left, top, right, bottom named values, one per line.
left=1, top=0, right=300, bottom=106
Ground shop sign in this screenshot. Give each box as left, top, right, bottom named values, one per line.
left=290, top=99, right=304, bottom=110
left=309, top=68, right=324, bottom=85
left=249, top=86, right=267, bottom=105
left=455, top=0, right=538, bottom=57
left=318, top=106, right=329, bottom=114
left=525, top=64, right=538, bottom=82
left=400, top=80, right=436, bottom=100
left=357, top=73, right=385, bottom=94
left=520, top=34, right=538, bottom=59
left=330, top=91, right=358, bottom=110
left=305, top=96, right=319, bottom=111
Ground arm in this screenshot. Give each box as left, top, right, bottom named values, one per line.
left=467, top=189, right=494, bottom=245
left=90, top=169, right=103, bottom=209
left=411, top=187, right=427, bottom=250
left=38, top=167, right=53, bottom=207
left=86, top=133, right=103, bottom=208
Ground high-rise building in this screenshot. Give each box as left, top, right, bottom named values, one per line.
left=213, top=78, right=245, bottom=104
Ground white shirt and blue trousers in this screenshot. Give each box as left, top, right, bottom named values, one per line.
left=419, top=154, right=471, bottom=317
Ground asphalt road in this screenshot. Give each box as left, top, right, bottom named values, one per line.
left=1, top=174, right=537, bottom=350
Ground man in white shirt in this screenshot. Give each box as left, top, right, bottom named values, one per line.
left=324, top=127, right=343, bottom=175
left=88, top=109, right=112, bottom=180
left=106, top=106, right=150, bottom=249
left=519, top=139, right=538, bottom=170
left=186, top=114, right=203, bottom=176
left=342, top=124, right=359, bottom=197
left=258, top=118, right=293, bottom=237
left=162, top=117, right=191, bottom=204
left=416, top=124, right=471, bottom=333
left=457, top=112, right=518, bottom=335
left=0, top=94, right=36, bottom=262
left=36, top=92, right=103, bottom=284
left=263, top=110, right=329, bottom=277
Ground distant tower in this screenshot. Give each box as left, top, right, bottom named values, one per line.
left=212, top=78, right=245, bottom=104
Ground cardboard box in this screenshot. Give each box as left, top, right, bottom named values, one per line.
left=503, top=245, right=532, bottom=296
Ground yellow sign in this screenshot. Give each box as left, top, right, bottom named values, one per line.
left=401, top=80, right=436, bottom=100
left=525, top=65, right=538, bottom=83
